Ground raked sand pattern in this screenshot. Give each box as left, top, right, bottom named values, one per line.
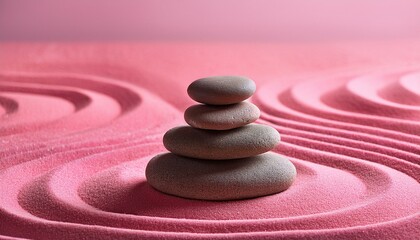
left=0, top=43, right=419, bottom=239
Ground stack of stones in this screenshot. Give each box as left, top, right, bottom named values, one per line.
left=146, top=76, right=296, bottom=201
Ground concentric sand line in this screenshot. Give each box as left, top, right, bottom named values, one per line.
left=0, top=70, right=419, bottom=239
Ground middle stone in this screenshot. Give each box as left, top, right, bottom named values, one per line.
left=184, top=101, right=260, bottom=130
left=163, top=123, right=281, bottom=160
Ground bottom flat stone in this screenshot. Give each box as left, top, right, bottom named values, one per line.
left=145, top=152, right=296, bottom=201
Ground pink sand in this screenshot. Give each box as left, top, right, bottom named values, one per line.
left=0, top=42, right=419, bottom=239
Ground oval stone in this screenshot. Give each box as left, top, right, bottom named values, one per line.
left=184, top=102, right=260, bottom=130
left=163, top=124, right=280, bottom=159
left=187, top=76, right=256, bottom=105
left=145, top=152, right=297, bottom=200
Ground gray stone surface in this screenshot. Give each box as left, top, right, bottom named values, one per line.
left=184, top=102, right=260, bottom=130
left=187, top=76, right=256, bottom=105
left=163, top=124, right=280, bottom=160
left=145, top=152, right=297, bottom=200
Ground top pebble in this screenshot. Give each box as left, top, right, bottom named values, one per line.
left=187, top=76, right=256, bottom=105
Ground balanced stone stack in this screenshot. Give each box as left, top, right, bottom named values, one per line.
left=146, top=76, right=296, bottom=200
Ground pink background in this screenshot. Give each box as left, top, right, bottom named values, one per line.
left=1, top=1, right=420, bottom=239
left=1, top=0, right=420, bottom=41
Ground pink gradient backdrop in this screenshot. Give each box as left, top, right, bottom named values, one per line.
left=1, top=1, right=420, bottom=239
left=1, top=0, right=420, bottom=41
